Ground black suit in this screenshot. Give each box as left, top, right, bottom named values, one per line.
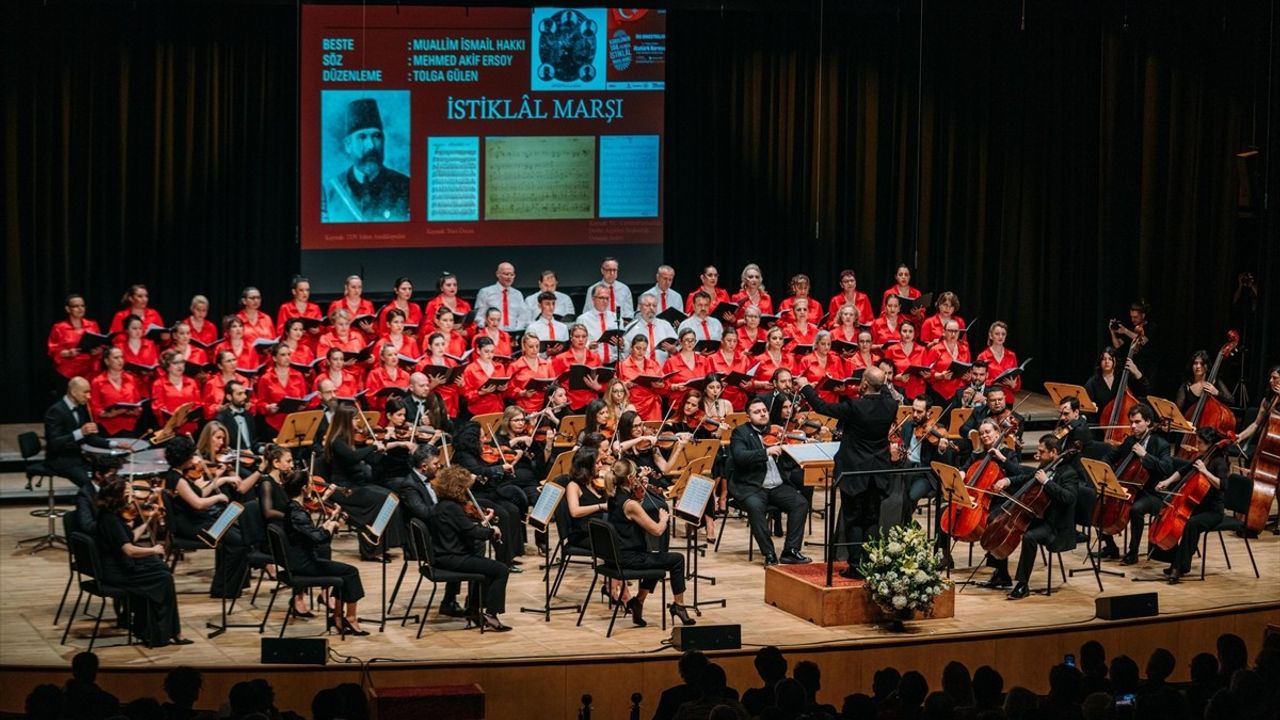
left=989, top=462, right=1079, bottom=584
left=44, top=397, right=110, bottom=488
left=728, top=423, right=808, bottom=559
left=1104, top=433, right=1173, bottom=558
left=428, top=499, right=510, bottom=614
left=214, top=407, right=259, bottom=453
left=799, top=385, right=897, bottom=566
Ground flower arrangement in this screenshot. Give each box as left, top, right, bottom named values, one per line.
left=858, top=522, right=952, bottom=617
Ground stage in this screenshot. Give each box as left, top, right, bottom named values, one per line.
left=1, top=486, right=1276, bottom=718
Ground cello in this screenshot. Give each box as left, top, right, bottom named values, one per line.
left=1099, top=332, right=1147, bottom=445
left=1148, top=435, right=1232, bottom=551
left=1093, top=428, right=1153, bottom=536
left=1243, top=395, right=1280, bottom=533
left=940, top=417, right=1018, bottom=542
left=980, top=445, right=1082, bottom=560
left=1177, top=331, right=1239, bottom=459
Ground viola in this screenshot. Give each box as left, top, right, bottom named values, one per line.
left=1100, top=333, right=1147, bottom=444
left=980, top=446, right=1081, bottom=559
left=1149, top=438, right=1231, bottom=551
left=940, top=417, right=1018, bottom=542
left=1177, top=331, right=1239, bottom=460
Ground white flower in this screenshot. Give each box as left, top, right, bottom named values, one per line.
left=892, top=595, right=908, bottom=609
left=914, top=570, right=930, bottom=584
left=886, top=542, right=904, bottom=557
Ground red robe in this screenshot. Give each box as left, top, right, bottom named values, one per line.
left=507, top=354, right=556, bottom=414
left=255, top=367, right=309, bottom=431
left=752, top=351, right=795, bottom=386
left=827, top=292, right=874, bottom=328
left=684, top=287, right=731, bottom=315
left=274, top=302, right=322, bottom=351
left=616, top=355, right=664, bottom=420
left=552, top=349, right=602, bottom=411
left=462, top=361, right=509, bottom=416
left=182, top=316, right=219, bottom=348
left=929, top=341, right=971, bottom=403
left=214, top=338, right=260, bottom=373
left=880, top=286, right=922, bottom=316
left=316, top=331, right=369, bottom=382
left=797, top=351, right=848, bottom=405
left=421, top=295, right=472, bottom=335
left=151, top=375, right=201, bottom=435
left=919, top=313, right=968, bottom=347
left=730, top=290, right=774, bottom=320
left=378, top=334, right=422, bottom=361
left=90, top=372, right=144, bottom=436
left=472, top=329, right=513, bottom=358
left=977, top=346, right=1022, bottom=402
left=779, top=295, right=823, bottom=325
left=48, top=319, right=103, bottom=379
left=414, top=355, right=461, bottom=418
left=706, top=349, right=750, bottom=411
left=327, top=298, right=376, bottom=340
left=364, top=365, right=410, bottom=411
left=115, top=337, right=160, bottom=380
left=782, top=322, right=820, bottom=350
left=885, top=342, right=930, bottom=401
left=736, top=326, right=768, bottom=352
left=662, top=352, right=708, bottom=396
left=378, top=301, right=425, bottom=337
left=236, top=310, right=276, bottom=345
left=109, top=307, right=164, bottom=334
left=871, top=316, right=904, bottom=347
left=313, top=369, right=362, bottom=402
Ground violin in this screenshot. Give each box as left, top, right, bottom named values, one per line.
left=304, top=474, right=354, bottom=514
left=761, top=424, right=809, bottom=446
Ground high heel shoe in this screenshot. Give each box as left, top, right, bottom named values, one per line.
left=626, top=598, right=646, bottom=627
left=669, top=602, right=696, bottom=626
left=480, top=613, right=512, bottom=632
left=334, top=616, right=369, bottom=636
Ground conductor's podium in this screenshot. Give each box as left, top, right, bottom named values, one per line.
left=764, top=563, right=955, bottom=627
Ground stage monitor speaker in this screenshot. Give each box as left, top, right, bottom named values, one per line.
left=671, top=624, right=742, bottom=651
left=370, top=684, right=485, bottom=720
left=260, top=637, right=328, bottom=665
left=1095, top=592, right=1159, bottom=620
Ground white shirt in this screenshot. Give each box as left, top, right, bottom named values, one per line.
left=754, top=426, right=783, bottom=490
left=523, top=290, right=576, bottom=319
left=586, top=280, right=634, bottom=321
left=474, top=283, right=529, bottom=332
left=526, top=316, right=570, bottom=343
left=641, top=286, right=684, bottom=316
left=577, top=308, right=623, bottom=363
left=678, top=314, right=724, bottom=342
left=623, top=316, right=678, bottom=364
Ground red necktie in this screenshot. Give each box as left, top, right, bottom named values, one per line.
left=501, top=289, right=509, bottom=328
left=608, top=285, right=616, bottom=312
left=701, top=319, right=710, bottom=340
left=660, top=293, right=667, bottom=311
left=599, top=314, right=608, bottom=361
left=647, top=322, right=655, bottom=360
left=548, top=320, right=555, bottom=341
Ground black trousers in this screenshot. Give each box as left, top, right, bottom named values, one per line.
left=47, top=456, right=92, bottom=489
left=1173, top=510, right=1223, bottom=572
left=740, top=485, right=808, bottom=557
left=435, top=553, right=510, bottom=614
left=617, top=549, right=686, bottom=595
left=471, top=488, right=520, bottom=563
left=990, top=523, right=1055, bottom=584
left=841, top=486, right=885, bottom=566
left=1126, top=492, right=1164, bottom=557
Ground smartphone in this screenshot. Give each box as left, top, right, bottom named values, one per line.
left=1116, top=693, right=1136, bottom=707
left=1064, top=653, right=1075, bottom=667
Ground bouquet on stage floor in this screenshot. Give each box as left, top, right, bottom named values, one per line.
left=859, top=522, right=952, bottom=618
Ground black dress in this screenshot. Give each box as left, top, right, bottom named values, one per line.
left=428, top=499, right=510, bottom=614
left=161, top=470, right=250, bottom=598
left=568, top=483, right=606, bottom=548
left=95, top=513, right=181, bottom=647
left=606, top=492, right=685, bottom=595
left=325, top=439, right=404, bottom=558
left=284, top=501, right=364, bottom=603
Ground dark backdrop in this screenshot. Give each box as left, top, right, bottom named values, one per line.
left=4, top=0, right=1275, bottom=423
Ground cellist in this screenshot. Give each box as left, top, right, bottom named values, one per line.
left=956, top=419, right=1026, bottom=590
left=1093, top=404, right=1173, bottom=564
left=1153, top=427, right=1231, bottom=583
left=987, top=435, right=1079, bottom=599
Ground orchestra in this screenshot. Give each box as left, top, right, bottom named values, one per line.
left=38, top=259, right=1274, bottom=647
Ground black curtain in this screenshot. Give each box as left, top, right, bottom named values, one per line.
left=5, top=0, right=1274, bottom=422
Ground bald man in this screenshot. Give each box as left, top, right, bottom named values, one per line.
left=474, top=262, right=529, bottom=332
left=797, top=366, right=898, bottom=578
left=44, top=377, right=130, bottom=487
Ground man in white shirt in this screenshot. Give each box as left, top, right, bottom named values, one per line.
left=640, top=264, right=683, bottom=317
left=678, top=291, right=724, bottom=342
left=524, top=292, right=569, bottom=354
left=474, top=262, right=528, bottom=332
left=585, top=257, right=634, bottom=321
left=624, top=293, right=678, bottom=365
left=577, top=285, right=625, bottom=364
left=522, top=269, right=575, bottom=319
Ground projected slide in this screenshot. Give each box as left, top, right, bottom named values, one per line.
left=299, top=5, right=666, bottom=265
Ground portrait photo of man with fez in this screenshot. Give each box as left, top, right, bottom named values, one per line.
left=321, top=93, right=411, bottom=223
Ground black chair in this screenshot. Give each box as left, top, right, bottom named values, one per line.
left=17, top=432, right=69, bottom=553
left=1198, top=474, right=1260, bottom=580
left=713, top=494, right=755, bottom=561
left=54, top=513, right=81, bottom=625
left=384, top=521, right=420, bottom=621
left=261, top=525, right=346, bottom=639
left=60, top=532, right=132, bottom=650
left=403, top=519, right=486, bottom=638
left=576, top=520, right=667, bottom=637
left=548, top=481, right=595, bottom=600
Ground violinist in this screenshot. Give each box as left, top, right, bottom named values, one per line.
left=885, top=320, right=929, bottom=400
left=1174, top=351, right=1236, bottom=413
left=605, top=458, right=697, bottom=628
left=377, top=277, right=424, bottom=338
left=379, top=308, right=421, bottom=360
left=749, top=326, right=793, bottom=394
left=617, top=334, right=665, bottom=421
left=551, top=324, right=603, bottom=412
left=958, top=386, right=1025, bottom=457
left=526, top=291, right=570, bottom=355
left=161, top=436, right=249, bottom=598
left=495, top=406, right=552, bottom=505
left=508, top=332, right=557, bottom=414
left=615, top=411, right=688, bottom=483
left=919, top=291, right=966, bottom=347
left=955, top=419, right=1029, bottom=589
left=214, top=380, right=260, bottom=469
left=183, top=294, right=220, bottom=349
left=116, top=314, right=161, bottom=379
left=1154, top=427, right=1232, bottom=582
left=580, top=399, right=615, bottom=445
left=70, top=456, right=123, bottom=539
left=364, top=344, right=410, bottom=412
left=462, top=336, right=508, bottom=416
left=327, top=274, right=376, bottom=341
left=928, top=320, right=971, bottom=406
left=49, top=294, right=104, bottom=381
left=258, top=445, right=319, bottom=618
left=150, top=351, right=200, bottom=436
left=426, top=466, right=512, bottom=632
left=421, top=271, right=472, bottom=336
left=195, top=419, right=261, bottom=498
left=565, top=448, right=610, bottom=550
left=279, top=318, right=317, bottom=374
left=679, top=291, right=725, bottom=342
left=321, top=403, right=404, bottom=562
left=109, top=284, right=165, bottom=334
left=896, top=396, right=954, bottom=526
left=664, top=389, right=705, bottom=436
left=779, top=273, right=821, bottom=326
left=415, top=333, right=463, bottom=418
left=988, top=435, right=1080, bottom=599
left=1095, top=404, right=1173, bottom=564
left=275, top=276, right=323, bottom=350
left=90, top=347, right=145, bottom=438
left=235, top=286, right=276, bottom=345
left=707, top=330, right=750, bottom=411
left=255, top=343, right=309, bottom=432
left=450, top=420, right=526, bottom=570
left=45, top=377, right=131, bottom=490
left=976, top=321, right=1021, bottom=402
left=870, top=295, right=905, bottom=349
left=781, top=298, right=819, bottom=350
left=202, top=350, right=250, bottom=421
left=664, top=328, right=709, bottom=394
left=727, top=397, right=811, bottom=566
left=316, top=310, right=369, bottom=383
left=880, top=264, right=921, bottom=317
left=396, top=443, right=466, bottom=618
left=731, top=263, right=773, bottom=321
left=795, top=368, right=897, bottom=578
left=578, top=286, right=624, bottom=364
left=474, top=307, right=514, bottom=358
left=214, top=316, right=258, bottom=373
left=93, top=476, right=190, bottom=647
left=281, top=469, right=369, bottom=635
left=827, top=269, right=875, bottom=329
left=378, top=398, right=430, bottom=486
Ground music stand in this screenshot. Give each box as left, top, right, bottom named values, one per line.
left=201, top=502, right=254, bottom=638
left=931, top=462, right=974, bottom=580
left=357, top=492, right=400, bottom=633
left=274, top=410, right=323, bottom=449
left=673, top=475, right=725, bottom=614
left=947, top=408, right=973, bottom=440
left=1044, top=382, right=1099, bottom=414
left=1146, top=395, right=1197, bottom=435
left=1070, top=458, right=1128, bottom=580
left=519, top=483, right=580, bottom=621
left=784, top=442, right=839, bottom=560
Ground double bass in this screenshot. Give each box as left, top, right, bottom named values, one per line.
left=1177, top=332, right=1239, bottom=459
left=980, top=446, right=1082, bottom=560
left=1100, top=332, right=1147, bottom=445
left=1243, top=395, right=1280, bottom=533
left=1148, top=437, right=1232, bottom=551
left=940, top=417, right=1018, bottom=542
